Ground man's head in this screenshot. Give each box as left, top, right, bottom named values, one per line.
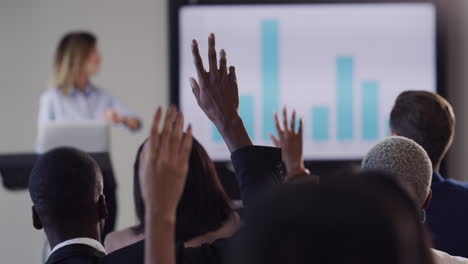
left=361, top=136, right=432, bottom=209
left=29, top=147, right=107, bottom=244
left=390, top=91, right=455, bottom=172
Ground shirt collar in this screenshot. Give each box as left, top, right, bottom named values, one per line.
left=69, top=83, right=95, bottom=97
left=432, top=172, right=445, bottom=184
left=50, top=237, right=106, bottom=256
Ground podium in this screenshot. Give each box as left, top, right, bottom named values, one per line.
left=0, top=122, right=117, bottom=239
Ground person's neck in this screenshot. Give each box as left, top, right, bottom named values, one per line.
left=45, top=225, right=101, bottom=250
left=184, top=212, right=241, bottom=248
left=75, top=75, right=90, bottom=92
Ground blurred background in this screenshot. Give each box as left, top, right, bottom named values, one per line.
left=1, top=0, right=468, bottom=262
left=0, top=0, right=166, bottom=262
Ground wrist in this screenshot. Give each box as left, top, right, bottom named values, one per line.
left=146, top=206, right=177, bottom=224
left=285, top=160, right=305, bottom=174
left=215, top=114, right=253, bottom=153
left=287, top=167, right=310, bottom=180
left=215, top=114, right=242, bottom=132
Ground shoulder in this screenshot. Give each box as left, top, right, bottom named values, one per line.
left=105, top=227, right=143, bottom=254
left=40, top=88, right=61, bottom=100
left=90, top=85, right=112, bottom=97
left=39, top=89, right=64, bottom=109
left=104, top=239, right=144, bottom=264
left=434, top=178, right=468, bottom=196
left=445, top=178, right=468, bottom=189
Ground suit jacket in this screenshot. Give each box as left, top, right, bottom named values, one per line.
left=427, top=172, right=468, bottom=258
left=230, top=146, right=285, bottom=207
left=104, top=238, right=229, bottom=264
left=45, top=244, right=103, bottom=264
left=105, top=146, right=284, bottom=264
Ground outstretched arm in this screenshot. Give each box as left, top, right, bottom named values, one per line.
left=189, top=34, right=285, bottom=207
left=139, top=106, right=193, bottom=264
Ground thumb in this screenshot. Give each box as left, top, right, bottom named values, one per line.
left=270, top=134, right=281, bottom=148
left=189, top=77, right=201, bottom=100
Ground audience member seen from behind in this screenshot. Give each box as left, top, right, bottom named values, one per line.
left=29, top=147, right=108, bottom=264
left=230, top=171, right=435, bottom=264
left=105, top=135, right=240, bottom=254
left=362, top=136, right=468, bottom=264
left=390, top=91, right=468, bottom=257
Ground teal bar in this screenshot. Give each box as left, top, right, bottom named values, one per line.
left=336, top=56, right=354, bottom=140
left=240, top=95, right=255, bottom=140
left=312, top=107, right=329, bottom=141
left=362, top=81, right=379, bottom=140
left=261, top=20, right=280, bottom=140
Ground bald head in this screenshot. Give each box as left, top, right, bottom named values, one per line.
left=361, top=136, right=432, bottom=207
left=29, top=147, right=103, bottom=220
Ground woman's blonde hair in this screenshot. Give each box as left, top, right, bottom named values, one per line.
left=52, top=31, right=97, bottom=95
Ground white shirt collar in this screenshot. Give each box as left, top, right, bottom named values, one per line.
left=50, top=237, right=106, bottom=256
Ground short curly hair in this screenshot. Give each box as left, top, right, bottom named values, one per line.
left=361, top=136, right=432, bottom=208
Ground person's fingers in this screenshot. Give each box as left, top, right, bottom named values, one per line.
left=228, top=66, right=239, bottom=104
left=283, top=107, right=289, bottom=132
left=189, top=77, right=201, bottom=103
left=299, top=117, right=303, bottom=138
left=228, top=66, right=237, bottom=82
left=170, top=112, right=184, bottom=156
left=274, top=112, right=284, bottom=136
left=160, top=106, right=177, bottom=157
left=270, top=134, right=281, bottom=147
left=149, top=107, right=163, bottom=162
left=180, top=124, right=193, bottom=165
left=219, top=49, right=228, bottom=80
left=191, top=39, right=206, bottom=82
left=208, top=33, right=218, bottom=82
left=291, top=110, right=296, bottom=132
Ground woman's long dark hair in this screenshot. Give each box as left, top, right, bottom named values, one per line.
left=132, top=137, right=233, bottom=241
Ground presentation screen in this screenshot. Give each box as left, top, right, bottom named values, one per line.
left=178, top=3, right=436, bottom=161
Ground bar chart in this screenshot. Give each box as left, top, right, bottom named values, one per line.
left=213, top=21, right=383, bottom=143
left=180, top=4, right=436, bottom=160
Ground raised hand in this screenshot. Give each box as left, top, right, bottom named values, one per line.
left=270, top=107, right=308, bottom=181
left=190, top=33, right=252, bottom=152
left=190, top=33, right=239, bottom=127
left=140, top=106, right=193, bottom=264
left=139, top=106, right=193, bottom=217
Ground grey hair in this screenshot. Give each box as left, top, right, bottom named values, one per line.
left=361, top=136, right=432, bottom=208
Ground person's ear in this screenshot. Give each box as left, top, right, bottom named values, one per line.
left=422, top=190, right=432, bottom=210
left=98, top=194, right=108, bottom=222
left=32, top=206, right=43, bottom=230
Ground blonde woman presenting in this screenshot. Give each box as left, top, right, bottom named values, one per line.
left=38, top=31, right=142, bottom=130
left=37, top=31, right=140, bottom=240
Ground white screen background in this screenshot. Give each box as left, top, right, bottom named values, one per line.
left=179, top=4, right=436, bottom=161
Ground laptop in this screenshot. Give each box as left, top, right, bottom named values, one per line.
left=36, top=121, right=110, bottom=154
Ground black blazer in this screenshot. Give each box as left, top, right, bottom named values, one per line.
left=105, top=146, right=284, bottom=264
left=230, top=146, right=285, bottom=207
left=45, top=244, right=104, bottom=264
left=104, top=238, right=229, bottom=264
